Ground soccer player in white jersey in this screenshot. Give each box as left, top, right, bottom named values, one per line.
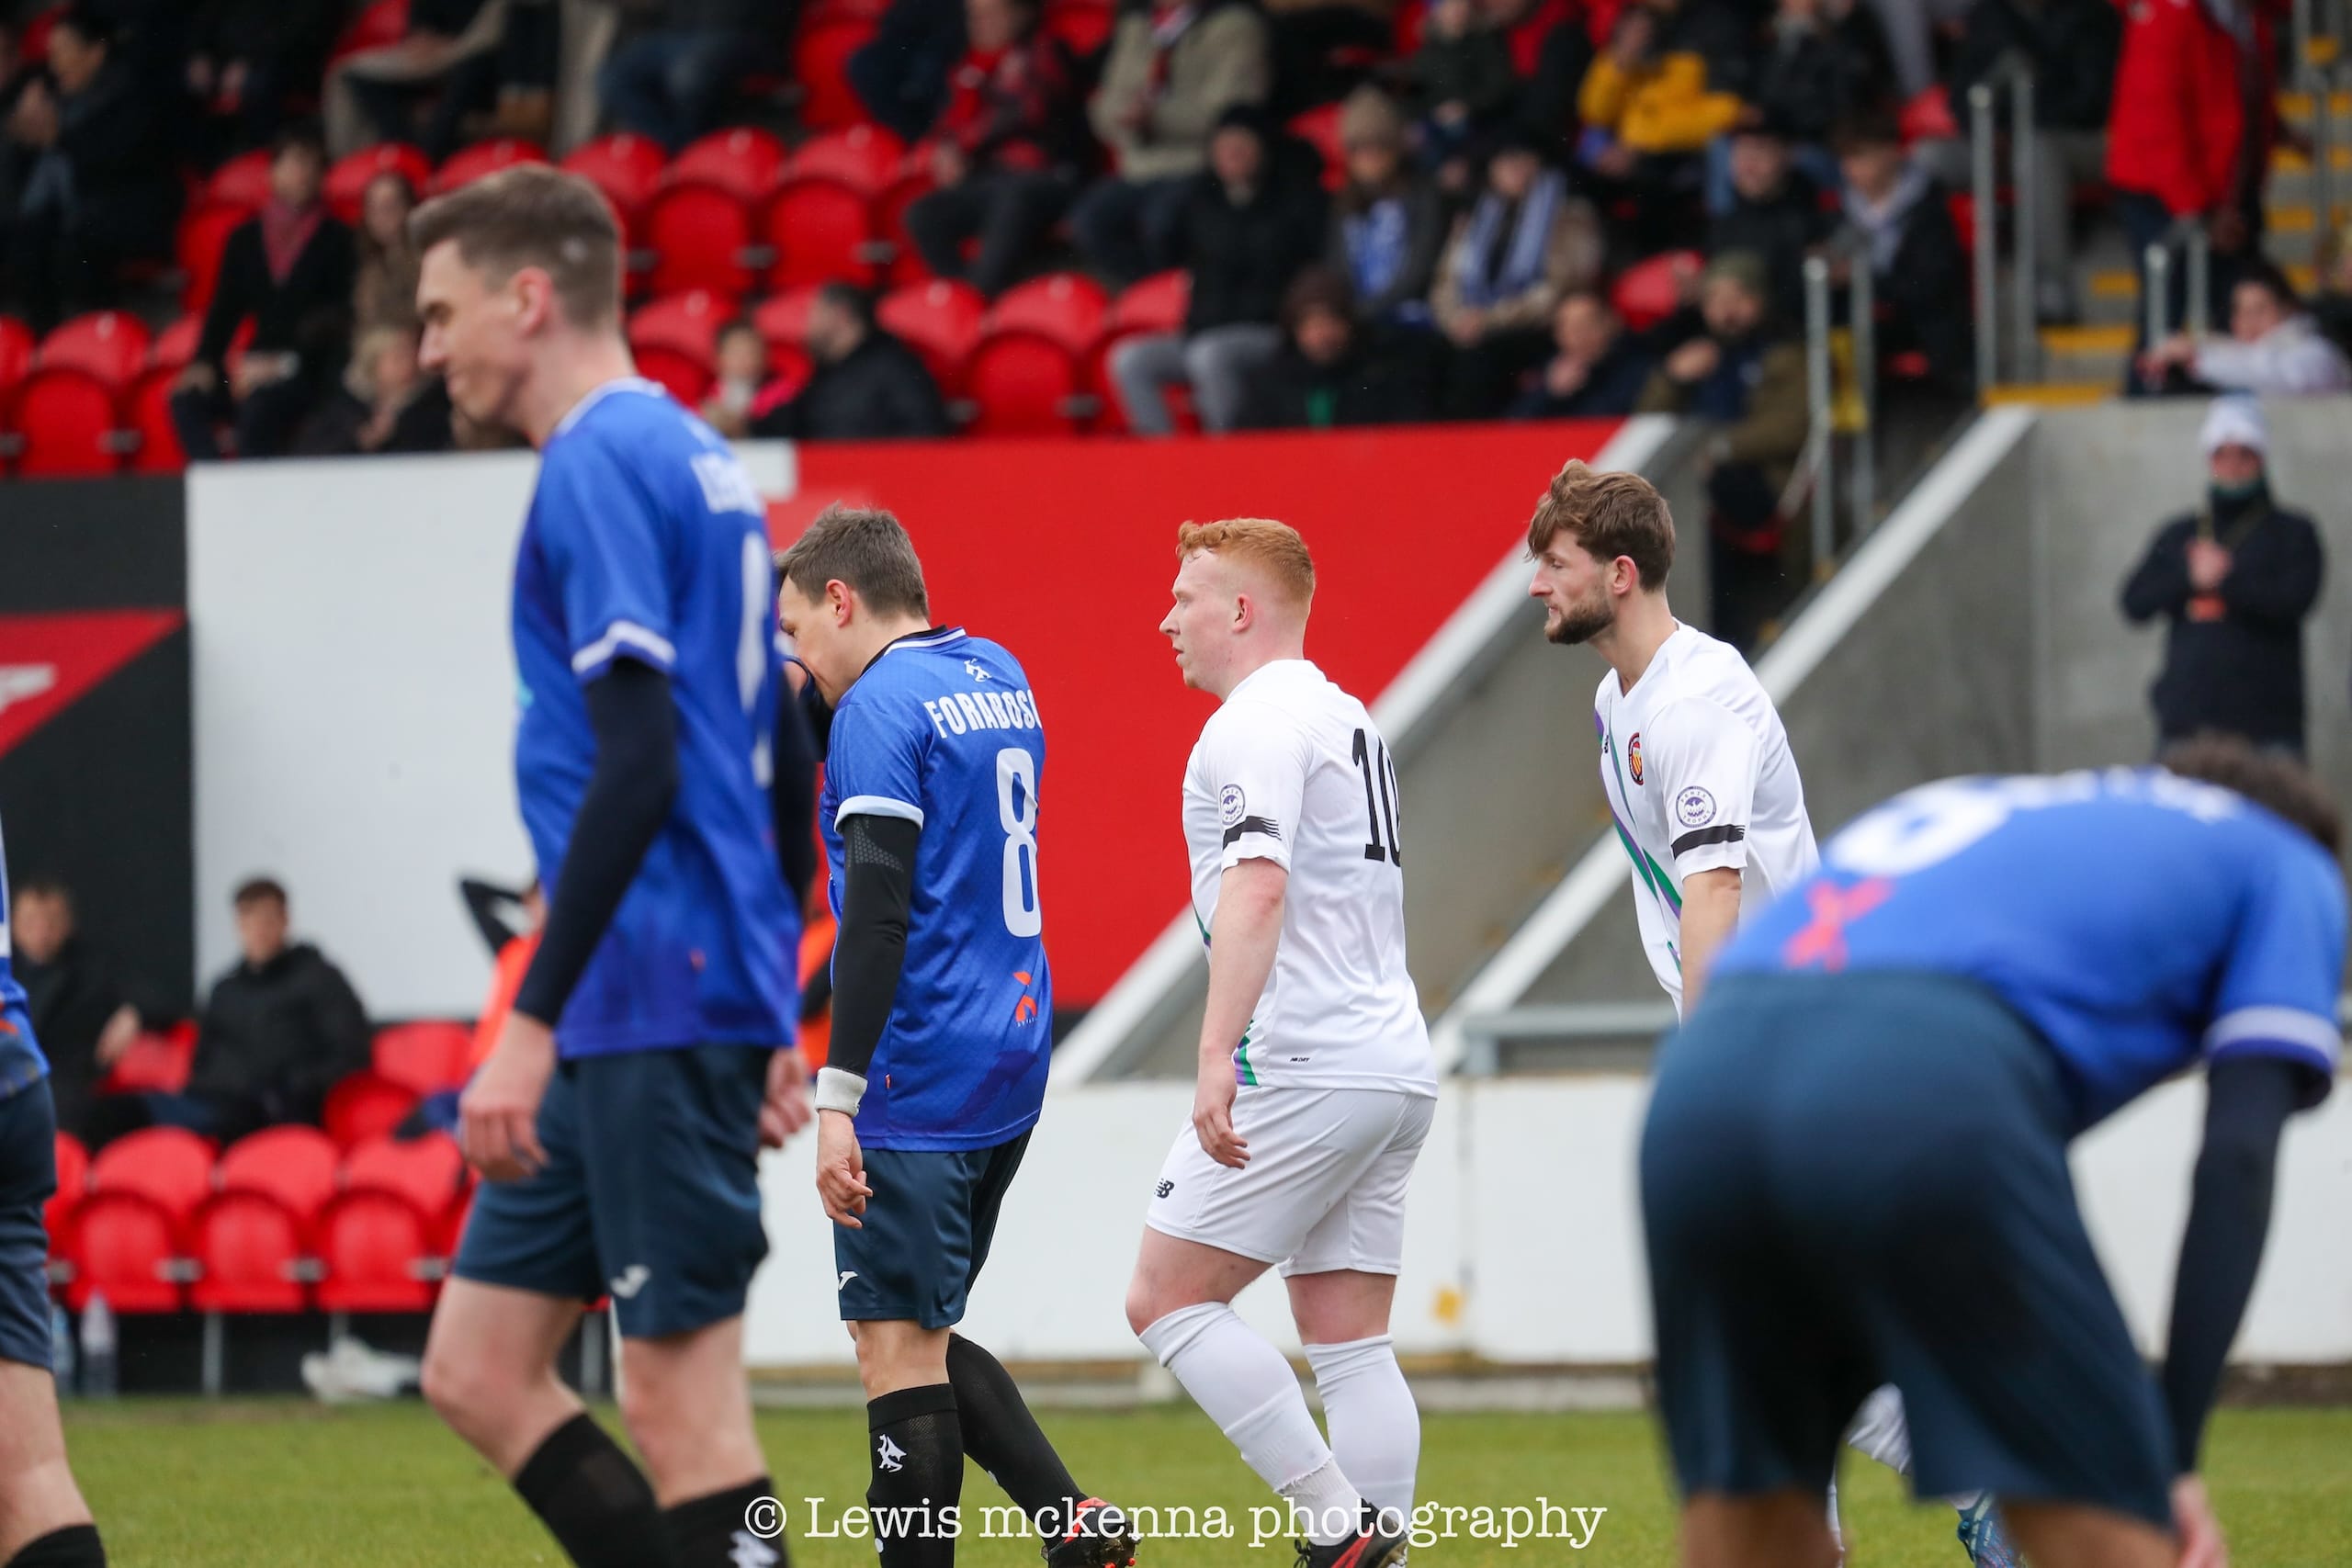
left=1125, top=519, right=1438, bottom=1568
left=1525, top=461, right=2021, bottom=1568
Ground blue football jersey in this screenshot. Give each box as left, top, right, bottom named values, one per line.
left=0, top=814, right=45, bottom=1102
left=1715, top=769, right=2346, bottom=1131
left=820, top=627, right=1051, bottom=1150
left=512, top=378, right=798, bottom=1058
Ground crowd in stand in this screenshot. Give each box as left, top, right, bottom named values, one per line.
left=0, top=0, right=2345, bottom=477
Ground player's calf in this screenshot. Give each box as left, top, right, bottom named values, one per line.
left=4, top=1525, right=106, bottom=1568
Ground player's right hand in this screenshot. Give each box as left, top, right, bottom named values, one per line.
left=1193, top=1063, right=1249, bottom=1169
left=2172, top=1474, right=2227, bottom=1568
left=816, top=1110, right=873, bottom=1227
left=459, top=1012, right=555, bottom=1181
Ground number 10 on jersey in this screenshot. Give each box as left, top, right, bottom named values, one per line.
left=1353, top=728, right=1402, bottom=866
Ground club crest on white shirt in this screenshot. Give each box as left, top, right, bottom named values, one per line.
left=1219, top=784, right=1248, bottom=829
left=1676, top=786, right=1717, bottom=828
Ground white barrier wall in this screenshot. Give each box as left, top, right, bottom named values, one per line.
left=741, top=1075, right=2352, bottom=1369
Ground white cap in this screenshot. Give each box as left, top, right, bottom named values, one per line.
left=2199, top=394, right=2268, bottom=457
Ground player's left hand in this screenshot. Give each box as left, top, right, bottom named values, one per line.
left=1193, top=1060, right=1249, bottom=1168
left=816, top=1111, right=873, bottom=1227
left=2172, top=1474, right=2228, bottom=1568
left=760, top=1046, right=813, bottom=1146
left=459, top=1013, right=556, bottom=1181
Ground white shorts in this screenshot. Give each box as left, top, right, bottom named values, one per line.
left=1145, top=1086, right=1435, bottom=1278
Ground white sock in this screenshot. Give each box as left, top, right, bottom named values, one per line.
left=1140, top=1303, right=1360, bottom=1543
left=1826, top=1477, right=1842, bottom=1551
left=1305, top=1336, right=1418, bottom=1532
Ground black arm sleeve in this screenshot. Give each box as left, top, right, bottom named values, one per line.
left=772, top=680, right=820, bottom=910
left=512, top=660, right=681, bottom=1025
left=826, top=813, right=919, bottom=1081
left=2159, top=1055, right=2309, bottom=1473
left=458, top=876, right=528, bottom=958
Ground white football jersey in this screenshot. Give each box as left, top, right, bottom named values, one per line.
left=1593, top=623, right=1818, bottom=1014
left=1182, top=660, right=1439, bottom=1096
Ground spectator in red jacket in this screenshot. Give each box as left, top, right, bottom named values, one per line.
left=2107, top=0, right=2276, bottom=359
left=901, top=0, right=1082, bottom=299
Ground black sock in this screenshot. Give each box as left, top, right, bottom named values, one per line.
left=665, top=1474, right=787, bottom=1568
left=866, top=1383, right=962, bottom=1568
left=511, top=1412, right=673, bottom=1568
left=946, top=1333, right=1085, bottom=1538
left=6, top=1525, right=106, bottom=1568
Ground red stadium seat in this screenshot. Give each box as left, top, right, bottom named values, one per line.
left=793, top=18, right=880, bottom=131
left=988, top=272, right=1108, bottom=353
left=370, top=1021, right=475, bottom=1096
left=761, top=176, right=876, bottom=289
left=343, top=1134, right=466, bottom=1218
left=1611, top=249, right=1700, bottom=332
left=123, top=368, right=185, bottom=473
left=19, top=4, right=63, bottom=66
left=207, top=149, right=277, bottom=211
left=149, top=313, right=205, bottom=373
left=187, top=1190, right=309, bottom=1313
left=786, top=126, right=904, bottom=197
left=6, top=369, right=127, bottom=477
left=635, top=345, right=717, bottom=407
left=325, top=143, right=431, bottom=222
left=314, top=1190, right=437, bottom=1312
left=1900, top=84, right=1960, bottom=145
left=0, top=317, right=32, bottom=396
left=46, top=1132, right=88, bottom=1260
left=560, top=132, right=669, bottom=229
left=873, top=172, right=937, bottom=286
left=753, top=285, right=821, bottom=347
left=963, top=329, right=1088, bottom=434
left=323, top=1071, right=420, bottom=1150
left=334, top=0, right=411, bottom=65
left=1287, top=104, right=1345, bottom=190
left=61, top=1191, right=182, bottom=1312
left=1088, top=271, right=1190, bottom=416
left=101, top=1029, right=197, bottom=1092
left=1044, top=0, right=1114, bottom=55
left=431, top=138, right=548, bottom=195
left=628, top=289, right=730, bottom=367
left=673, top=127, right=790, bottom=202
left=643, top=182, right=756, bottom=298
left=38, top=311, right=152, bottom=390
left=176, top=201, right=251, bottom=313
left=88, top=1126, right=215, bottom=1227
left=214, top=1126, right=341, bottom=1232
left=877, top=280, right=984, bottom=392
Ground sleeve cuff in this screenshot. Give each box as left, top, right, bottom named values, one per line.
left=2204, top=1007, right=2341, bottom=1096
left=571, top=619, right=678, bottom=679
left=835, top=795, right=925, bottom=829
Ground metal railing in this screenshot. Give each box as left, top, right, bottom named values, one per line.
left=1799, top=234, right=1877, bottom=577
left=2142, top=219, right=2213, bottom=352
left=1967, top=54, right=2041, bottom=391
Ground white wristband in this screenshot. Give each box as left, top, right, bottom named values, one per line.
left=814, top=1066, right=867, bottom=1117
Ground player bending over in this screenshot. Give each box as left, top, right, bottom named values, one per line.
left=1127, top=520, right=1439, bottom=1568
left=1644, top=739, right=2345, bottom=1568
left=412, top=166, right=811, bottom=1568
left=1526, top=459, right=2020, bottom=1568
left=0, top=815, right=107, bottom=1568
left=776, top=506, right=1137, bottom=1568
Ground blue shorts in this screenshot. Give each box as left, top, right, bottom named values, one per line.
left=0, top=1081, right=59, bottom=1370
left=835, top=1133, right=1031, bottom=1329
left=454, top=1044, right=771, bottom=1340
left=1641, top=971, right=2173, bottom=1529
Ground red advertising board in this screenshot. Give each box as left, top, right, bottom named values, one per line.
left=776, top=422, right=1623, bottom=1004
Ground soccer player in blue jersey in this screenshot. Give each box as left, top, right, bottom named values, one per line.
left=0, top=818, right=107, bottom=1568
left=409, top=167, right=810, bottom=1568
left=1641, top=738, right=2347, bottom=1568
left=775, top=506, right=1136, bottom=1568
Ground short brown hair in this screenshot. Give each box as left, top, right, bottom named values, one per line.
left=776, top=504, right=930, bottom=620
left=1176, top=518, right=1316, bottom=608
left=2159, top=734, right=2344, bottom=854
left=1526, top=459, right=1675, bottom=591
left=408, top=165, right=622, bottom=328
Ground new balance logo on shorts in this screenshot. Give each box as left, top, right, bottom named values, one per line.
left=876, top=1434, right=906, bottom=1472
left=1155, top=1179, right=1173, bottom=1199
left=608, top=1265, right=650, bottom=1299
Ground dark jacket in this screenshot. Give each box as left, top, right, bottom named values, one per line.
left=1747, top=22, right=1874, bottom=144
left=1951, top=0, right=2120, bottom=132
left=291, top=378, right=455, bottom=457
left=1709, top=167, right=1835, bottom=323
left=1846, top=173, right=1973, bottom=391
left=1410, top=28, right=1518, bottom=120
left=1326, top=177, right=1447, bottom=323
left=17, top=937, right=136, bottom=1135
left=1507, top=334, right=1657, bottom=419
left=1636, top=328, right=1809, bottom=494
left=1236, top=336, right=1433, bottom=429
left=2120, top=489, right=2324, bottom=750
left=198, top=210, right=358, bottom=372
left=752, top=331, right=951, bottom=441
left=56, top=57, right=179, bottom=231
left=1181, top=143, right=1330, bottom=333
left=188, top=942, right=371, bottom=1124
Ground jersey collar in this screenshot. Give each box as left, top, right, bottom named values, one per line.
left=549, top=377, right=668, bottom=442
left=865, top=626, right=963, bottom=677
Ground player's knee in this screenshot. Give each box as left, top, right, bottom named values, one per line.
left=1124, top=1276, right=1172, bottom=1340
left=420, top=1338, right=505, bottom=1434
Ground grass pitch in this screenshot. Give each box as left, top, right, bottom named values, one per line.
left=62, top=1400, right=2352, bottom=1566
